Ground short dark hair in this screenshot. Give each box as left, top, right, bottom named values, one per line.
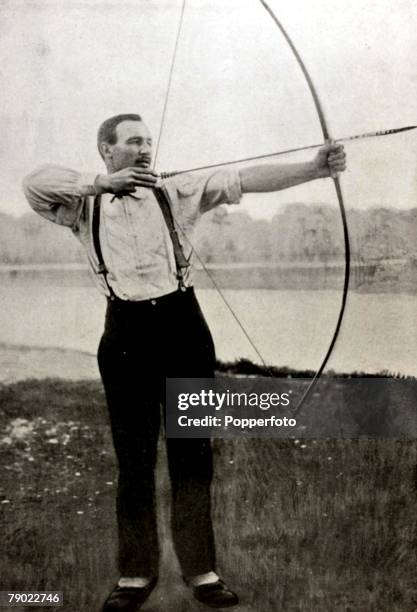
left=97, top=113, right=142, bottom=158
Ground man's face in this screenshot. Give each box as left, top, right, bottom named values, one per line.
left=106, top=120, right=153, bottom=172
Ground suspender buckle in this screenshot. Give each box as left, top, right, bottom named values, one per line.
left=177, top=268, right=189, bottom=292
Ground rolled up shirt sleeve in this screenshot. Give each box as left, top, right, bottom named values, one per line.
left=200, top=167, right=242, bottom=212
left=165, top=167, right=242, bottom=219
left=22, top=164, right=99, bottom=228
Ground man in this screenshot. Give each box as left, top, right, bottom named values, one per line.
left=23, top=114, right=346, bottom=610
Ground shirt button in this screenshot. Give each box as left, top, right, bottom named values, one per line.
left=150, top=299, right=157, bottom=305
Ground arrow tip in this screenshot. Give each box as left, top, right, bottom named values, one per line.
left=397, top=125, right=417, bottom=133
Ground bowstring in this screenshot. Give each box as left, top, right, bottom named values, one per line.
left=152, top=0, right=274, bottom=374
left=152, top=0, right=186, bottom=171
left=173, top=221, right=274, bottom=373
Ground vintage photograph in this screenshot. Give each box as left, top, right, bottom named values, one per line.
left=1, top=1, right=416, bottom=610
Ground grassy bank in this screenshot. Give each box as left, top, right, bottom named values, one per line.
left=1, top=378, right=416, bottom=611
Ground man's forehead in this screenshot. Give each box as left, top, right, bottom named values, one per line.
left=116, top=120, right=151, bottom=141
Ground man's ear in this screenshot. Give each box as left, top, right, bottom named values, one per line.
left=100, top=142, right=112, bottom=160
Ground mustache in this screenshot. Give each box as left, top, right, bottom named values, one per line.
left=136, top=155, right=151, bottom=163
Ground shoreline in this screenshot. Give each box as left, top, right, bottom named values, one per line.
left=1, top=343, right=415, bottom=385
left=1, top=259, right=416, bottom=295
left=0, top=343, right=99, bottom=384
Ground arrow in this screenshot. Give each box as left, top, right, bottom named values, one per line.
left=159, top=125, right=416, bottom=178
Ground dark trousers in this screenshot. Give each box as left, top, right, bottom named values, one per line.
left=97, top=287, right=216, bottom=577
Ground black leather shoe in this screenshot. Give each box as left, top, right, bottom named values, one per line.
left=191, top=579, right=239, bottom=608
left=101, top=577, right=158, bottom=611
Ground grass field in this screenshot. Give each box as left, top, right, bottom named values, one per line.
left=1, top=377, right=417, bottom=612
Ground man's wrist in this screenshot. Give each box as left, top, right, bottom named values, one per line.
left=311, top=161, right=329, bottom=180
left=94, top=174, right=111, bottom=194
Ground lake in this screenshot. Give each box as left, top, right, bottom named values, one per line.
left=1, top=270, right=416, bottom=377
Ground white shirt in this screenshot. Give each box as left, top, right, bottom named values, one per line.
left=23, top=165, right=242, bottom=300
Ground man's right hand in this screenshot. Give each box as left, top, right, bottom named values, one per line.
left=95, top=168, right=158, bottom=195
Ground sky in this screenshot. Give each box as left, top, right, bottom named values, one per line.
left=1, top=0, right=416, bottom=218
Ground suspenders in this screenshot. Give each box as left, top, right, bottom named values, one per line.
left=92, top=194, right=116, bottom=300
left=91, top=188, right=190, bottom=298
left=152, top=185, right=190, bottom=291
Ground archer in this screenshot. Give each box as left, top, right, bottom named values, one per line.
left=23, top=113, right=346, bottom=611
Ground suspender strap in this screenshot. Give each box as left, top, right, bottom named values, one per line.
left=153, top=185, right=190, bottom=289
left=92, top=189, right=189, bottom=297
left=92, top=194, right=116, bottom=299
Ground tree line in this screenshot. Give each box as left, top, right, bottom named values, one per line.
left=1, top=203, right=416, bottom=265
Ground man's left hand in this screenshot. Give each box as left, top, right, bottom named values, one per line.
left=314, top=142, right=347, bottom=179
